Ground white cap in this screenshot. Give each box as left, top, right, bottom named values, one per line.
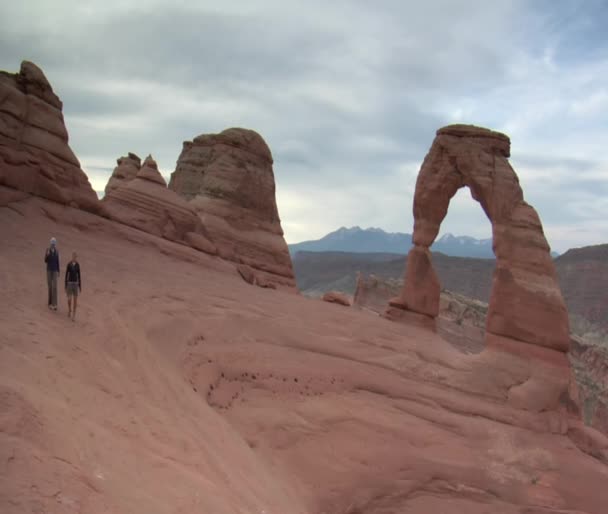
left=50, top=237, right=57, bottom=245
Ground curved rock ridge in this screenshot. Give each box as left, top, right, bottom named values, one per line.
left=392, top=124, right=570, bottom=353
left=104, top=152, right=141, bottom=194
left=102, top=154, right=207, bottom=245
left=169, top=128, right=295, bottom=288
left=0, top=61, right=98, bottom=211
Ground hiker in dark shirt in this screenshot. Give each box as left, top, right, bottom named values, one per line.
left=65, top=252, right=82, bottom=321
left=44, top=237, right=60, bottom=310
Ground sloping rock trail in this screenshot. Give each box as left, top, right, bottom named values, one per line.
left=1, top=192, right=607, bottom=514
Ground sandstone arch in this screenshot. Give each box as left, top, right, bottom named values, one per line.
left=393, top=125, right=570, bottom=352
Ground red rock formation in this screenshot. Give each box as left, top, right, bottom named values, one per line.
left=104, top=153, right=141, bottom=195
left=322, top=291, right=351, bottom=306
left=0, top=61, right=99, bottom=212
left=169, top=128, right=295, bottom=288
left=102, top=155, right=207, bottom=245
left=353, top=273, right=401, bottom=313
left=394, top=124, right=570, bottom=353
left=136, top=155, right=166, bottom=186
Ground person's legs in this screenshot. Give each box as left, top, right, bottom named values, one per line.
left=66, top=283, right=78, bottom=320
left=72, top=293, right=78, bottom=320
left=47, top=270, right=52, bottom=307
left=51, top=272, right=58, bottom=309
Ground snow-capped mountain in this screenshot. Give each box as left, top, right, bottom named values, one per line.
left=289, top=227, right=496, bottom=258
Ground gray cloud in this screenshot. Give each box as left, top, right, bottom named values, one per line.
left=1, top=0, right=607, bottom=252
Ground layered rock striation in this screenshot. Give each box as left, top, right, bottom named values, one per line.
left=0, top=61, right=98, bottom=211
left=169, top=128, right=295, bottom=288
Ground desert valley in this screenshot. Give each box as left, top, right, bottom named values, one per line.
left=2, top=55, right=608, bottom=514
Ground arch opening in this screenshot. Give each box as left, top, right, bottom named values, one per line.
left=430, top=187, right=496, bottom=353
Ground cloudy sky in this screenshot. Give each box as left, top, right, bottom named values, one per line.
left=1, top=0, right=607, bottom=252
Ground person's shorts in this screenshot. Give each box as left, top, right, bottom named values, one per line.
left=66, top=282, right=79, bottom=297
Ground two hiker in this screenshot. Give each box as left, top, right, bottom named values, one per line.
left=44, top=237, right=82, bottom=321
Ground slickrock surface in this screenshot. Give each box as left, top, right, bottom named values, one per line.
left=169, top=128, right=295, bottom=288
left=396, top=124, right=570, bottom=352
left=0, top=61, right=98, bottom=212
left=102, top=155, right=204, bottom=245
left=2, top=192, right=608, bottom=513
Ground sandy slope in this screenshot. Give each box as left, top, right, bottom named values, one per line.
left=2, top=194, right=608, bottom=514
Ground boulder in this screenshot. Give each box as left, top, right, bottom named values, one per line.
left=237, top=263, right=256, bottom=285
left=393, top=124, right=570, bottom=352
left=169, top=128, right=295, bottom=288
left=353, top=273, right=401, bottom=314
left=322, top=291, right=351, bottom=307
left=102, top=155, right=203, bottom=244
left=0, top=61, right=99, bottom=212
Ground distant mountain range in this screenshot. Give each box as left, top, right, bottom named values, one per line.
left=289, top=226, right=497, bottom=258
